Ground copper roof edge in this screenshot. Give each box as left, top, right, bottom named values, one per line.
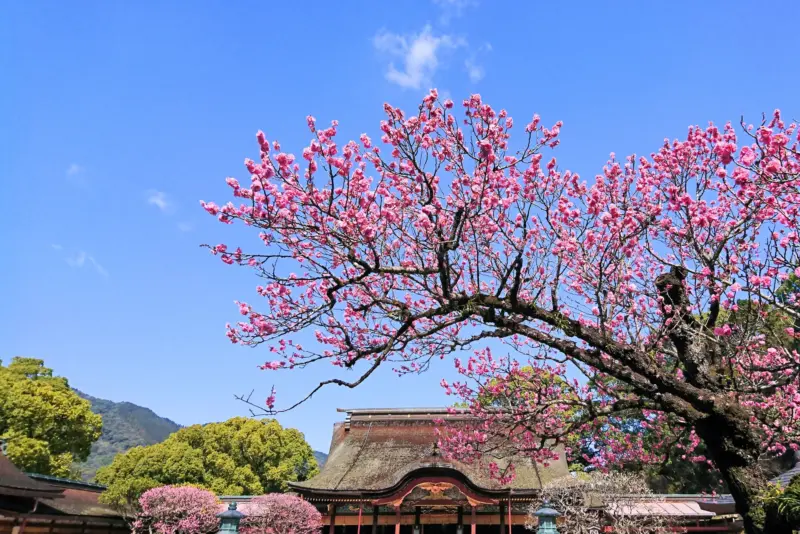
left=288, top=465, right=538, bottom=496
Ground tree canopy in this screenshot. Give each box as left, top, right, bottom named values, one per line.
left=96, top=416, right=318, bottom=508
left=201, top=91, right=800, bottom=534
left=0, top=357, right=102, bottom=477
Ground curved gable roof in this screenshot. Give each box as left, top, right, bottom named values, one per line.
left=0, top=454, right=64, bottom=499
left=290, top=408, right=568, bottom=496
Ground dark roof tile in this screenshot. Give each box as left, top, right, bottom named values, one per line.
left=771, top=464, right=800, bottom=488
left=0, top=455, right=64, bottom=499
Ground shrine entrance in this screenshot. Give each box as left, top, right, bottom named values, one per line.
left=320, top=476, right=532, bottom=534
left=418, top=524, right=457, bottom=534
left=288, top=409, right=563, bottom=534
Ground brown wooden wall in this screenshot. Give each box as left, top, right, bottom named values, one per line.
left=0, top=517, right=129, bottom=534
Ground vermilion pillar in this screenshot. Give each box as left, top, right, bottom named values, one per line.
left=395, top=506, right=401, bottom=534
left=329, top=505, right=336, bottom=534
left=471, top=506, right=476, bottom=534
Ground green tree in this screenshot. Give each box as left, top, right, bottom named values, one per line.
left=96, top=417, right=318, bottom=508
left=759, top=476, right=800, bottom=532
left=774, top=476, right=800, bottom=527
left=0, top=357, right=103, bottom=477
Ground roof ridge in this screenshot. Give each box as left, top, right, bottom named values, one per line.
left=338, top=408, right=466, bottom=413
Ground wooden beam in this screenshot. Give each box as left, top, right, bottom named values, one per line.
left=329, top=505, right=336, bottom=534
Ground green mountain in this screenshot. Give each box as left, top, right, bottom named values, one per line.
left=314, top=450, right=328, bottom=467
left=74, top=390, right=329, bottom=481
left=75, top=390, right=181, bottom=481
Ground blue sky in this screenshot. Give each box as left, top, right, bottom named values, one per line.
left=2, top=1, right=799, bottom=452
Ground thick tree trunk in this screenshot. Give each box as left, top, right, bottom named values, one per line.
left=654, top=268, right=792, bottom=533
left=695, top=413, right=790, bottom=534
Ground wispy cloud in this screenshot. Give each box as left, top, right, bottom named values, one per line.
left=465, top=42, right=492, bottom=83
left=432, top=0, right=478, bottom=25
left=465, top=58, right=484, bottom=82
left=177, top=221, right=193, bottom=232
left=65, top=251, right=109, bottom=278
left=65, top=163, right=88, bottom=186
left=147, top=190, right=171, bottom=213
left=374, top=25, right=465, bottom=90
left=66, top=163, right=84, bottom=176
left=51, top=244, right=63, bottom=251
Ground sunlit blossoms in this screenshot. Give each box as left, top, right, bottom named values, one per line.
left=203, top=91, right=800, bottom=534
left=239, top=493, right=322, bottom=534
left=133, top=486, right=219, bottom=534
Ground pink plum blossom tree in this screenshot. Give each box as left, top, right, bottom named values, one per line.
left=133, top=486, right=220, bottom=534
left=239, top=494, right=322, bottom=534
left=202, top=90, right=800, bottom=534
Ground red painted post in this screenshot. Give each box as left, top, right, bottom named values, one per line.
left=329, top=504, right=337, bottom=534
left=471, top=506, right=476, bottom=534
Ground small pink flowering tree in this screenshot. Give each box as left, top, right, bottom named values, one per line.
left=202, top=90, right=800, bottom=534
left=240, top=494, right=322, bottom=534
left=133, top=486, right=220, bottom=534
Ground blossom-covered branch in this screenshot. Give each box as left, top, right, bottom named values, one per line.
left=203, top=91, right=800, bottom=534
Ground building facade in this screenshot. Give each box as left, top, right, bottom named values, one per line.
left=279, top=408, right=742, bottom=534
left=288, top=408, right=562, bottom=534
left=0, top=454, right=128, bottom=534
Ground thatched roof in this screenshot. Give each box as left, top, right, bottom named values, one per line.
left=289, top=408, right=568, bottom=497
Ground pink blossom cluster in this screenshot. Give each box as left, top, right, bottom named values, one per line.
left=238, top=493, right=322, bottom=534
left=133, top=486, right=220, bottom=534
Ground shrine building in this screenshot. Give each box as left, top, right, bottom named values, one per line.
left=279, top=408, right=742, bottom=534
left=288, top=407, right=567, bottom=534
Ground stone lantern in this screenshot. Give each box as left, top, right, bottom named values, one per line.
left=532, top=501, right=560, bottom=534
left=218, top=502, right=246, bottom=534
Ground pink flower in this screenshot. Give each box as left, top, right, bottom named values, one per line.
left=740, top=146, right=756, bottom=166
left=135, top=486, right=219, bottom=534
left=239, top=494, right=321, bottom=534
left=714, top=324, right=732, bottom=337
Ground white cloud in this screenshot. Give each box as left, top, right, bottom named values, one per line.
left=65, top=163, right=88, bottom=186
left=147, top=190, right=171, bottom=212
left=374, top=25, right=464, bottom=90
left=66, top=163, right=83, bottom=176
left=51, top=244, right=63, bottom=251
left=66, top=251, right=109, bottom=278
left=65, top=251, right=86, bottom=268
left=177, top=221, right=193, bottom=232
left=464, top=42, right=492, bottom=83
left=432, top=0, right=478, bottom=25
left=88, top=256, right=109, bottom=278
left=465, top=58, right=484, bottom=82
